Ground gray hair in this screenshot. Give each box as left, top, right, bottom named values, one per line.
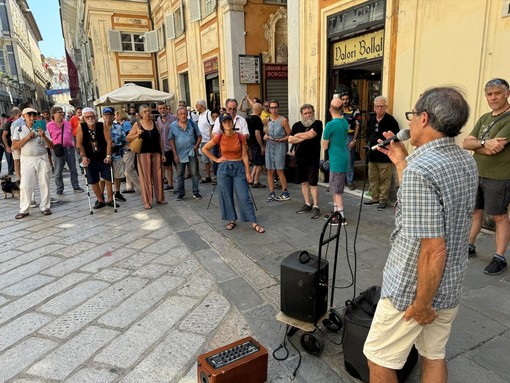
left=300, top=103, right=315, bottom=113
left=10, top=107, right=21, bottom=117
left=196, top=99, right=207, bottom=108
left=138, top=104, right=150, bottom=113
left=373, top=96, right=388, bottom=105
left=414, top=87, right=469, bottom=137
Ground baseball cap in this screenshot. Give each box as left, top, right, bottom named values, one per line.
left=22, top=107, right=38, bottom=115
left=82, top=107, right=95, bottom=115
left=102, top=107, right=114, bottom=114
left=219, top=112, right=233, bottom=123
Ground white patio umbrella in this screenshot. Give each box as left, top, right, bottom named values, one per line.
left=94, top=83, right=174, bottom=106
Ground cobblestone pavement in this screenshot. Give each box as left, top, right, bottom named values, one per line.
left=0, top=171, right=509, bottom=383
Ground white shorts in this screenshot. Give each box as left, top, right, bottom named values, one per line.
left=13, top=148, right=20, bottom=160
left=363, top=298, right=458, bottom=369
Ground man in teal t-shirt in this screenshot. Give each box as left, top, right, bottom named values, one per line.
left=323, top=97, right=349, bottom=225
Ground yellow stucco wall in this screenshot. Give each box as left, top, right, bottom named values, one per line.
left=309, top=0, right=510, bottom=149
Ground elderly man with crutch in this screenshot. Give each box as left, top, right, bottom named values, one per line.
left=76, top=107, right=116, bottom=210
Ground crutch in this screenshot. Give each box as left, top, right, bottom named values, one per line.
left=247, top=183, right=258, bottom=211
left=83, top=167, right=93, bottom=215
left=207, top=183, right=216, bottom=210
left=110, top=163, right=117, bottom=213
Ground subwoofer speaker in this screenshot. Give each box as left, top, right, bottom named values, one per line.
left=280, top=250, right=329, bottom=323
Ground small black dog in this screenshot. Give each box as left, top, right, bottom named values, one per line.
left=1, top=176, right=20, bottom=199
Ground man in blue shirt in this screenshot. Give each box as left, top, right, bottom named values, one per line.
left=363, top=87, right=478, bottom=383
left=169, top=107, right=202, bottom=200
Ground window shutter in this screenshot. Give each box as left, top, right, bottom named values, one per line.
left=165, top=13, right=175, bottom=40
left=189, top=0, right=201, bottom=22
left=108, top=30, right=122, bottom=52
left=145, top=30, right=158, bottom=52
left=179, top=1, right=185, bottom=32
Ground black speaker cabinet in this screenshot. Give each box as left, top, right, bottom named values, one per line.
left=280, top=250, right=329, bottom=324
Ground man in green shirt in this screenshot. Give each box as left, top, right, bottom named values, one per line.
left=463, top=78, right=510, bottom=275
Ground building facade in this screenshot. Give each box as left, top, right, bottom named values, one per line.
left=0, top=0, right=52, bottom=114
left=60, top=0, right=510, bottom=142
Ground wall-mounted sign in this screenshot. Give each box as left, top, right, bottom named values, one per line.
left=45, top=88, right=70, bottom=95
left=239, top=55, right=260, bottom=84
left=265, top=64, right=288, bottom=79
left=327, top=0, right=385, bottom=39
left=204, top=57, right=218, bottom=75
left=332, top=29, right=384, bottom=67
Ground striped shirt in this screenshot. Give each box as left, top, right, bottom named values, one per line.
left=382, top=137, right=478, bottom=311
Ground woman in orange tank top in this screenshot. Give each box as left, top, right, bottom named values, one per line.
left=202, top=112, right=265, bottom=233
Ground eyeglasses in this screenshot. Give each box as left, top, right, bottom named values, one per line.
left=227, top=108, right=237, bottom=112
left=485, top=78, right=509, bottom=88
left=269, top=106, right=278, bottom=109
left=405, top=111, right=424, bottom=121
left=84, top=115, right=95, bottom=119
left=374, top=105, right=386, bottom=109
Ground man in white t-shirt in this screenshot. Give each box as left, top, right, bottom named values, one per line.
left=212, top=99, right=249, bottom=138
left=196, top=99, right=214, bottom=183
left=12, top=107, right=54, bottom=218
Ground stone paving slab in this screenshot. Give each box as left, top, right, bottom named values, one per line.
left=39, top=277, right=148, bottom=338
left=120, top=330, right=205, bottom=383
left=0, top=337, right=57, bottom=382
left=27, top=326, right=119, bottom=381
left=0, top=256, right=61, bottom=290
left=95, top=296, right=197, bottom=368
left=0, top=272, right=89, bottom=325
left=38, top=280, right=110, bottom=315
left=64, top=367, right=118, bottom=383
left=98, top=274, right=185, bottom=328
left=0, top=312, right=52, bottom=353
left=0, top=274, right=54, bottom=296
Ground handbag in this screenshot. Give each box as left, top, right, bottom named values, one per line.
left=53, top=125, right=65, bottom=157
left=129, top=137, right=143, bottom=153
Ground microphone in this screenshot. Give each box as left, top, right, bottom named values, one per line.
left=371, top=129, right=410, bottom=150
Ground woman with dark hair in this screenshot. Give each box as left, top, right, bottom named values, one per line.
left=126, top=104, right=166, bottom=209
left=46, top=106, right=83, bottom=194
left=202, top=112, right=265, bottom=233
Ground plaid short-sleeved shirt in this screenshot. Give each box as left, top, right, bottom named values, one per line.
left=382, top=137, right=478, bottom=311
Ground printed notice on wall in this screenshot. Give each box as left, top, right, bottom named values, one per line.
left=239, top=55, right=261, bottom=84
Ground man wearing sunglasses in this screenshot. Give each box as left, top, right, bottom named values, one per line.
left=364, top=87, right=477, bottom=383
left=463, top=78, right=510, bottom=275
left=12, top=108, right=54, bottom=219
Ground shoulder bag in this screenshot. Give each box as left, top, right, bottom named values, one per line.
left=129, top=124, right=143, bottom=153
left=53, top=125, right=65, bottom=157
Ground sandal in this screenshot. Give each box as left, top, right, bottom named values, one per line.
left=156, top=201, right=168, bottom=204
left=15, top=212, right=29, bottom=219
left=253, top=224, right=265, bottom=234
left=226, top=222, right=236, bottom=230
left=144, top=204, right=152, bottom=210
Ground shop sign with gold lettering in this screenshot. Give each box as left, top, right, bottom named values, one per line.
left=333, top=30, right=384, bottom=66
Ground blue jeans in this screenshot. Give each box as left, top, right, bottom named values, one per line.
left=176, top=157, right=199, bottom=196
left=217, top=161, right=256, bottom=223
left=346, top=135, right=355, bottom=184
left=54, top=147, right=80, bottom=192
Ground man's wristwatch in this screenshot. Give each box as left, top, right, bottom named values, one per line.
left=481, top=140, right=486, bottom=147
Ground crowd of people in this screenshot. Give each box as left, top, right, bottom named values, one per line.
left=0, top=78, right=509, bottom=383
